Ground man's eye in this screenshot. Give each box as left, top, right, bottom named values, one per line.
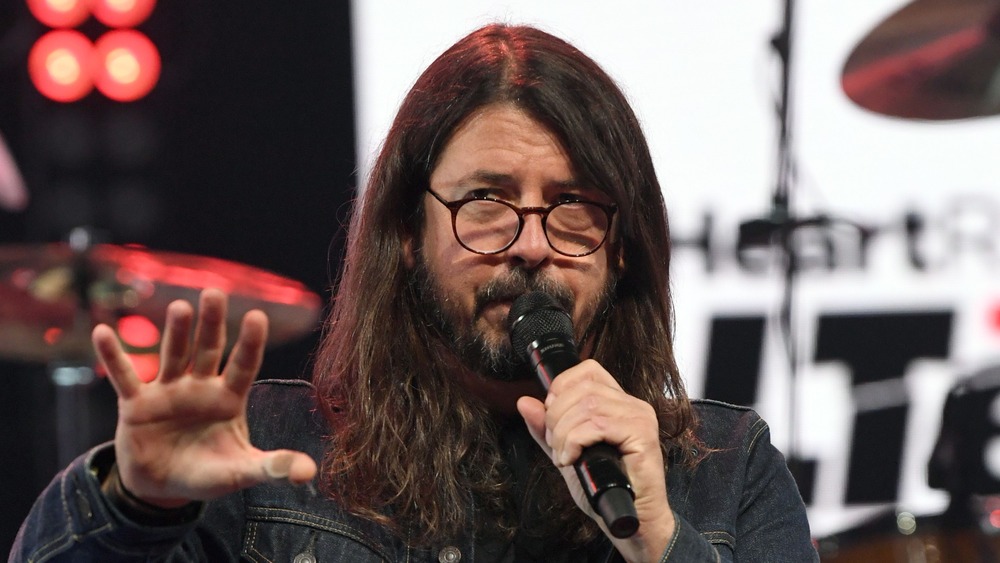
left=464, top=188, right=500, bottom=200
left=555, top=192, right=586, bottom=203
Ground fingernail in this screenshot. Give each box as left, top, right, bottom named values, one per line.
left=264, top=456, right=291, bottom=480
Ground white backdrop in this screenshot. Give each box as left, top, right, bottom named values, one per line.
left=351, top=0, right=1000, bottom=538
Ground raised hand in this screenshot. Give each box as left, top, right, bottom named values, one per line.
left=93, top=288, right=317, bottom=508
left=516, top=359, right=675, bottom=563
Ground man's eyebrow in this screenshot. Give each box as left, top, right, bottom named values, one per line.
left=460, top=170, right=583, bottom=189
left=460, top=170, right=516, bottom=186
left=549, top=178, right=585, bottom=190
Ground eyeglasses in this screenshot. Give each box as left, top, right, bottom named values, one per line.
left=426, top=188, right=618, bottom=257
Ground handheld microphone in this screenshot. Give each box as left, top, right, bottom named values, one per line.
left=508, top=291, right=639, bottom=539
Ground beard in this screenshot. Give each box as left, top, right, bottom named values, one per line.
left=409, top=255, right=617, bottom=382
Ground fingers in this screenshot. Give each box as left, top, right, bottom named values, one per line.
left=546, top=359, right=624, bottom=397
left=521, top=362, right=673, bottom=555
left=221, top=450, right=318, bottom=492
left=516, top=396, right=551, bottom=455
left=130, top=448, right=318, bottom=503
left=93, top=323, right=140, bottom=398
left=224, top=309, right=268, bottom=394
left=261, top=451, right=318, bottom=485
left=538, top=361, right=657, bottom=467
left=190, top=289, right=228, bottom=376
left=160, top=289, right=253, bottom=383
left=158, top=299, right=195, bottom=382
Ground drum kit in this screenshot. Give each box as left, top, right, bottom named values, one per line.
left=0, top=234, right=322, bottom=364
left=819, top=360, right=1000, bottom=562
left=0, top=229, right=323, bottom=468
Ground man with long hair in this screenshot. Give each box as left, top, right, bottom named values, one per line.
left=12, top=24, right=817, bottom=561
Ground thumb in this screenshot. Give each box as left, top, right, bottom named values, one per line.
left=516, top=396, right=551, bottom=456
left=262, top=450, right=318, bottom=485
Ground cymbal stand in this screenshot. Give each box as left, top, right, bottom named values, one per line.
left=736, top=0, right=807, bottom=482
left=741, top=0, right=874, bottom=492
left=771, top=0, right=800, bottom=447
left=49, top=227, right=99, bottom=468
left=50, top=362, right=96, bottom=468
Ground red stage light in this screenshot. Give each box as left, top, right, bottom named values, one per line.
left=28, top=30, right=95, bottom=102
left=128, top=352, right=160, bottom=383
left=43, top=327, right=63, bottom=345
left=93, top=30, right=160, bottom=101
left=91, top=0, right=156, bottom=28
left=116, top=314, right=161, bottom=348
left=26, top=0, right=91, bottom=28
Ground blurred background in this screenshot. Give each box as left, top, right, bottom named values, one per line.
left=3, top=0, right=1000, bottom=559
left=0, top=0, right=355, bottom=549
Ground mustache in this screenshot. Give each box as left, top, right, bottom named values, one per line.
left=472, top=269, right=574, bottom=320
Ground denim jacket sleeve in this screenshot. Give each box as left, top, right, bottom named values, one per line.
left=8, top=380, right=386, bottom=562
left=7, top=442, right=242, bottom=561
left=7, top=381, right=319, bottom=562
left=660, top=400, right=818, bottom=562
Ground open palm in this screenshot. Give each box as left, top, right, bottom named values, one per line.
left=93, top=288, right=317, bottom=508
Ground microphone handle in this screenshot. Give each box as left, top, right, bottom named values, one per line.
left=526, top=334, right=640, bottom=539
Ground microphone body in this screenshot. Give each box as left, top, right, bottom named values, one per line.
left=509, top=292, right=639, bottom=539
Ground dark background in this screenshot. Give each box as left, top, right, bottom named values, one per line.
left=0, top=1, right=357, bottom=549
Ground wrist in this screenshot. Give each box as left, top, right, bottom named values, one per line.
left=101, top=463, right=202, bottom=526
left=620, top=509, right=676, bottom=563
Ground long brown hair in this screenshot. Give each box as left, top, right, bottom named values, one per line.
left=312, top=23, right=696, bottom=546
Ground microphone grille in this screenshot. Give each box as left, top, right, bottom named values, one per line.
left=508, top=291, right=573, bottom=362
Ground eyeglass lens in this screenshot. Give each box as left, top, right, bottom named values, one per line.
left=454, top=200, right=609, bottom=255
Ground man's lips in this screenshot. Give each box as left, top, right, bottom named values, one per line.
left=476, top=299, right=513, bottom=323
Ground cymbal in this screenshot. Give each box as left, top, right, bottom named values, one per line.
left=0, top=243, right=323, bottom=363
left=842, top=0, right=1000, bottom=120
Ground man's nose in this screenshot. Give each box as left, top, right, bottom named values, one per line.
left=506, top=213, right=552, bottom=268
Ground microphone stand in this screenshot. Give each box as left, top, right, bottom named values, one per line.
left=737, top=0, right=806, bottom=488
left=747, top=0, right=874, bottom=494
left=774, top=0, right=801, bottom=483
left=738, top=0, right=870, bottom=493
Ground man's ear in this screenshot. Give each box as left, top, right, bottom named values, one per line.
left=402, top=235, right=416, bottom=269
left=613, top=241, right=625, bottom=273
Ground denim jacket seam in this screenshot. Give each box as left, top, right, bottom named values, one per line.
left=745, top=418, right=768, bottom=454
left=246, top=506, right=393, bottom=561
left=28, top=533, right=73, bottom=563
left=697, top=530, right=725, bottom=563
left=251, top=506, right=328, bottom=522
left=249, top=506, right=375, bottom=539
left=32, top=528, right=71, bottom=561
left=658, top=510, right=682, bottom=561
left=29, top=469, right=79, bottom=561
left=57, top=470, right=75, bottom=541
left=700, top=530, right=735, bottom=545
left=72, top=476, right=115, bottom=543
left=47, top=453, right=177, bottom=560
left=244, top=520, right=273, bottom=563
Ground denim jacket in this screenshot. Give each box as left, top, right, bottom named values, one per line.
left=10, top=379, right=818, bottom=562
